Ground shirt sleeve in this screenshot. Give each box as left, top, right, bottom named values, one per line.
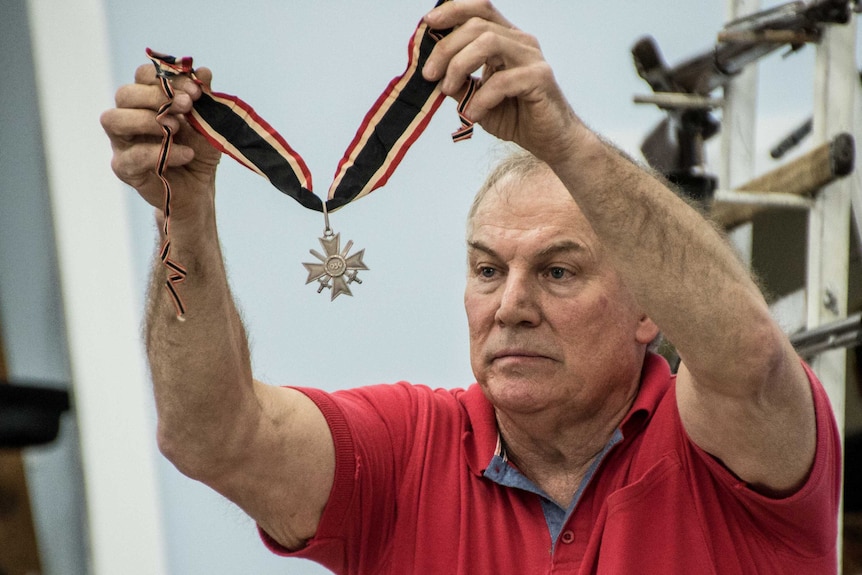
left=685, top=361, right=842, bottom=559
left=258, top=382, right=435, bottom=574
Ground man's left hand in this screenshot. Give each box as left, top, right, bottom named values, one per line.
left=422, top=0, right=584, bottom=166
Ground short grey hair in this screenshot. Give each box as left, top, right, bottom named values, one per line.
left=466, top=147, right=549, bottom=233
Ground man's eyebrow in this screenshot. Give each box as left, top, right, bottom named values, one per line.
left=466, top=240, right=498, bottom=258
left=466, top=239, right=586, bottom=258
left=537, top=240, right=586, bottom=257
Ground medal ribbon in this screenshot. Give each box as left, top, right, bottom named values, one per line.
left=147, top=1, right=477, bottom=317
left=151, top=64, right=188, bottom=318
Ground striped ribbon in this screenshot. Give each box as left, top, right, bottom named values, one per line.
left=146, top=1, right=476, bottom=317
left=151, top=63, right=189, bottom=319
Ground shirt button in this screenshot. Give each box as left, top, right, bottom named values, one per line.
left=561, top=530, right=575, bottom=544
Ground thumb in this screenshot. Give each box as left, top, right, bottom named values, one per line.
left=194, top=66, right=214, bottom=91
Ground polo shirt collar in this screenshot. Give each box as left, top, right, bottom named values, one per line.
left=460, top=352, right=673, bottom=476
left=619, top=352, right=672, bottom=437
left=461, top=383, right=499, bottom=476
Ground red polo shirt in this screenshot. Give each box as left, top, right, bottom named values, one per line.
left=262, top=354, right=840, bottom=574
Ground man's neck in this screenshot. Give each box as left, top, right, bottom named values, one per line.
left=494, top=388, right=636, bottom=508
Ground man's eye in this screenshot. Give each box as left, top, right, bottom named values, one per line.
left=548, top=267, right=569, bottom=279
left=480, top=267, right=496, bottom=278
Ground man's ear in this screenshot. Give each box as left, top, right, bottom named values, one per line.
left=635, top=314, right=660, bottom=345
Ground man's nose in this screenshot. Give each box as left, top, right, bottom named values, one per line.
left=494, top=272, right=541, bottom=327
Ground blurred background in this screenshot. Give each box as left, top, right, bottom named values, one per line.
left=1, top=0, right=860, bottom=573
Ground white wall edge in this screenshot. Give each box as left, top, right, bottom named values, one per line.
left=26, top=0, right=168, bottom=573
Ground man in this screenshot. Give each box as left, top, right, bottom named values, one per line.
left=101, top=1, right=840, bottom=573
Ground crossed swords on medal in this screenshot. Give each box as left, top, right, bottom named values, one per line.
left=302, top=231, right=369, bottom=300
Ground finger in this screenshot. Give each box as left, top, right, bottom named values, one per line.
left=424, top=0, right=514, bottom=32
left=192, top=66, right=213, bottom=91
left=114, top=82, right=194, bottom=114
left=424, top=17, right=537, bottom=83
left=101, top=108, right=179, bottom=140
left=436, top=27, right=541, bottom=97
left=111, top=141, right=194, bottom=183
left=464, top=65, right=540, bottom=121
left=133, top=61, right=211, bottom=101
left=170, top=71, right=204, bottom=100
left=134, top=63, right=158, bottom=85
left=161, top=66, right=212, bottom=104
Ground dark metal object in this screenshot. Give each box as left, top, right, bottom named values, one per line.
left=666, top=0, right=851, bottom=95
left=632, top=0, right=853, bottom=203
left=770, top=118, right=814, bottom=159
left=0, top=382, right=70, bottom=448
left=790, top=313, right=862, bottom=359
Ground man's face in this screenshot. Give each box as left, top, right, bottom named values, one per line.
left=464, top=168, right=657, bottom=418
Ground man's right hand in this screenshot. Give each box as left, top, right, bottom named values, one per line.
left=100, top=63, right=221, bottom=219
left=103, top=61, right=336, bottom=552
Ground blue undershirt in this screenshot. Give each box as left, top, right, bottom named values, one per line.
left=482, top=428, right=623, bottom=546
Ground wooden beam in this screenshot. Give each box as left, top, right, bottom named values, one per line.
left=0, top=329, right=42, bottom=574
left=710, top=133, right=855, bottom=228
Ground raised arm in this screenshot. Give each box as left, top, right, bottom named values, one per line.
left=101, top=65, right=333, bottom=548
left=423, top=0, right=815, bottom=495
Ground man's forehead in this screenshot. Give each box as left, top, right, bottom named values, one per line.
left=472, top=187, right=589, bottom=235
left=477, top=170, right=578, bottom=215
left=467, top=169, right=601, bottom=259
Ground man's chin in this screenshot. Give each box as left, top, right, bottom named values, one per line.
left=478, top=377, right=554, bottom=414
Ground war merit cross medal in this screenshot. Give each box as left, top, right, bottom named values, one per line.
left=303, top=228, right=369, bottom=300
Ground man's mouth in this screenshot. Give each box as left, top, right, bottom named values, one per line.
left=491, top=349, right=552, bottom=362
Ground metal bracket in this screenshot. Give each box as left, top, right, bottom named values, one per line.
left=717, top=29, right=821, bottom=44
left=790, top=313, right=862, bottom=359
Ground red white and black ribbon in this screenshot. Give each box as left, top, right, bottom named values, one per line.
left=151, top=60, right=189, bottom=319
left=146, top=0, right=476, bottom=316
